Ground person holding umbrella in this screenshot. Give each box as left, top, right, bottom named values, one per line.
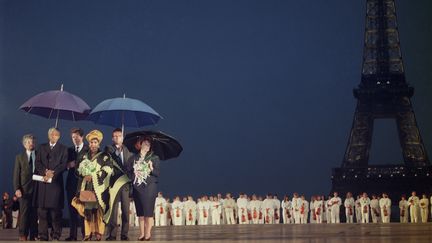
left=104, top=128, right=133, bottom=241
left=127, top=136, right=160, bottom=241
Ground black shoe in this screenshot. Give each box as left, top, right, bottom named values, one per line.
left=121, top=236, right=129, bottom=241
left=65, top=237, right=77, bottom=241
left=138, top=236, right=145, bottom=241
left=105, top=236, right=116, bottom=241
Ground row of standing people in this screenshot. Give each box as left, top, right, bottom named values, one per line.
left=12, top=127, right=160, bottom=241
left=141, top=191, right=432, bottom=226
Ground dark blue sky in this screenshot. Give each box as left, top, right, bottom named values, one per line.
left=1, top=0, right=431, bottom=198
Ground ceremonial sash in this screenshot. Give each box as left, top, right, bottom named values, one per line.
left=203, top=209, right=207, bottom=218
left=265, top=208, right=270, bottom=223
left=312, top=211, right=316, bottom=220
left=287, top=209, right=291, bottom=218
left=349, top=207, right=353, bottom=216
left=160, top=206, right=164, bottom=214
left=373, top=208, right=379, bottom=217
left=253, top=209, right=258, bottom=219
left=383, top=207, right=388, bottom=217
left=188, top=209, right=193, bottom=221
left=400, top=208, right=405, bottom=217
left=259, top=211, right=263, bottom=220
left=274, top=211, right=279, bottom=220
left=300, top=205, right=305, bottom=215
left=248, top=212, right=252, bottom=221
left=316, top=207, right=321, bottom=216
left=176, top=208, right=180, bottom=218
left=167, top=211, right=171, bottom=219
left=363, top=205, right=368, bottom=213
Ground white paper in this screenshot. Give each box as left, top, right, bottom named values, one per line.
left=32, top=174, right=52, bottom=183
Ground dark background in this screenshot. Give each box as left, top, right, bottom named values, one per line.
left=0, top=0, right=431, bottom=199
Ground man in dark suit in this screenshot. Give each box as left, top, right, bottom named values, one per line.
left=65, top=128, right=88, bottom=241
left=105, top=128, right=133, bottom=241
left=34, top=127, right=68, bottom=241
left=13, top=134, right=38, bottom=241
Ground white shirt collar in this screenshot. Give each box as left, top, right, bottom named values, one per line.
left=74, top=143, right=84, bottom=152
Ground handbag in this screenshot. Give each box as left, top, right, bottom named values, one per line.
left=79, top=190, right=97, bottom=202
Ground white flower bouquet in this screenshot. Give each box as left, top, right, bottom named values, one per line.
left=77, top=156, right=97, bottom=176
left=133, top=156, right=151, bottom=186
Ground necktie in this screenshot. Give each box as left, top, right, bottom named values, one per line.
left=50, top=144, right=54, bottom=150
left=29, top=154, right=33, bottom=173
left=76, top=146, right=79, bottom=153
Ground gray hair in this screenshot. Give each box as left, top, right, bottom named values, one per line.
left=22, top=134, right=36, bottom=145
left=48, top=127, right=60, bottom=136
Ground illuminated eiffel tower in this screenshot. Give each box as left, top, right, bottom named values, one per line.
left=331, top=0, right=431, bottom=199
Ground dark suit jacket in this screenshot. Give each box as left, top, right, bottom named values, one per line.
left=33, top=143, right=68, bottom=209
left=13, top=151, right=37, bottom=198
left=104, top=144, right=133, bottom=174
left=66, top=144, right=89, bottom=197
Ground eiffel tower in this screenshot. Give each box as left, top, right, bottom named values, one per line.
left=331, top=0, right=432, bottom=199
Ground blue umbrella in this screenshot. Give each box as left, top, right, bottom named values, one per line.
left=20, top=84, right=91, bottom=127
left=87, top=94, right=162, bottom=133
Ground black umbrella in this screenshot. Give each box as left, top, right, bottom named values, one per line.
left=123, top=130, right=183, bottom=161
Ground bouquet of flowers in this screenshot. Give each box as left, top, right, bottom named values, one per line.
left=133, top=156, right=151, bottom=186
left=77, top=156, right=97, bottom=176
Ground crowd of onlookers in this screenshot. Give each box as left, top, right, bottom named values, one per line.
left=0, top=192, right=20, bottom=229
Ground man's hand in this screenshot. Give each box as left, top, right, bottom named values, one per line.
left=148, top=161, right=154, bottom=171
left=45, top=169, right=54, bottom=178
left=15, top=190, right=22, bottom=198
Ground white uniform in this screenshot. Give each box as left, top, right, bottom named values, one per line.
left=197, top=200, right=211, bottom=225
left=249, top=200, right=261, bottom=224
left=330, top=196, right=342, bottom=223
left=292, top=197, right=301, bottom=224
left=407, top=195, right=419, bottom=223
left=223, top=198, right=236, bottom=225
left=299, top=199, right=308, bottom=224
left=281, top=200, right=292, bottom=224
left=370, top=199, right=380, bottom=223
left=309, top=200, right=316, bottom=224
left=314, top=200, right=323, bottom=224
left=211, top=201, right=222, bottom=225
left=237, top=198, right=249, bottom=224
left=430, top=196, right=432, bottom=220
left=359, top=197, right=370, bottom=223
left=171, top=200, right=184, bottom=226
left=273, top=198, right=281, bottom=224
left=262, top=198, right=275, bottom=224
left=325, top=200, right=332, bottom=223
left=258, top=200, right=264, bottom=224
left=399, top=199, right=409, bottom=223
left=419, top=198, right=429, bottom=223
left=129, top=200, right=138, bottom=226
left=344, top=197, right=355, bottom=223
left=184, top=199, right=197, bottom=225
left=355, top=198, right=362, bottom=223
left=379, top=198, right=391, bottom=223
left=154, top=197, right=167, bottom=226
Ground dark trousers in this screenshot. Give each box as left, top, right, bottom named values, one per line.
left=67, top=192, right=84, bottom=239
left=37, top=207, right=62, bottom=240
left=2, top=210, right=13, bottom=228
left=106, top=184, right=130, bottom=239
left=18, top=197, right=38, bottom=239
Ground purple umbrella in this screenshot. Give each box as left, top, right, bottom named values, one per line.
left=19, top=84, right=91, bottom=127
